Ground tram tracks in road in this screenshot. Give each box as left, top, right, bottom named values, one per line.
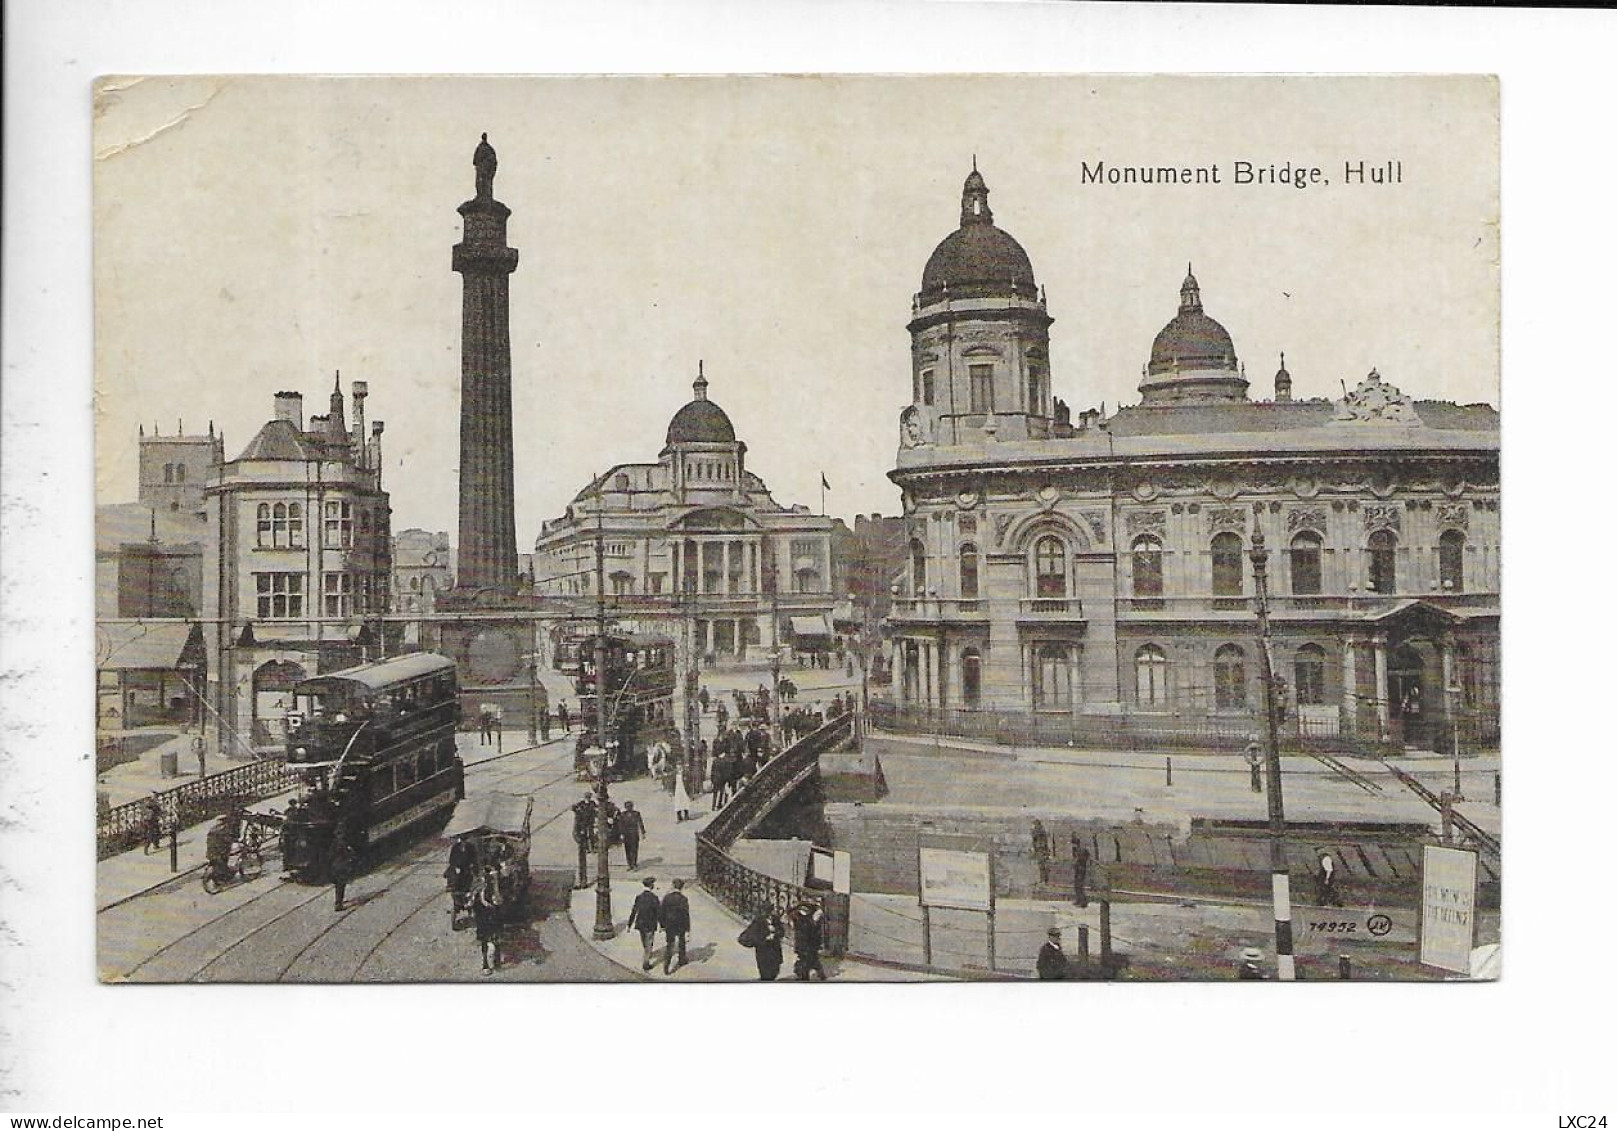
left=108, top=736, right=591, bottom=982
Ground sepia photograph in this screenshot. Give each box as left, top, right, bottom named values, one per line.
left=90, top=74, right=1499, bottom=986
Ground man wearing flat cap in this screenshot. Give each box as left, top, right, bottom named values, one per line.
left=1037, top=927, right=1070, bottom=981
left=627, top=876, right=661, bottom=972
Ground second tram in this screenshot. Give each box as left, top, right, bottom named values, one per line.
left=280, top=652, right=465, bottom=880
left=570, top=631, right=677, bottom=779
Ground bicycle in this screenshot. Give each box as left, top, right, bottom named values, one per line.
left=202, top=838, right=264, bottom=893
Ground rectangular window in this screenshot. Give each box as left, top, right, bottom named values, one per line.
left=255, top=573, right=305, bottom=619
left=921, top=370, right=935, bottom=407
left=324, top=572, right=353, bottom=617
left=324, top=500, right=353, bottom=549
left=969, top=364, right=994, bottom=414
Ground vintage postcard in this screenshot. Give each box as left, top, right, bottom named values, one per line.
left=93, top=74, right=1499, bottom=984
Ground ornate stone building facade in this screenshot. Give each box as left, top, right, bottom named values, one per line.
left=203, top=380, right=392, bottom=752
left=888, top=170, right=1499, bottom=749
left=533, top=368, right=846, bottom=660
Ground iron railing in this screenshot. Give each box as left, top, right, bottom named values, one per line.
left=868, top=701, right=1439, bottom=759
left=695, top=712, right=854, bottom=953
left=97, top=757, right=301, bottom=860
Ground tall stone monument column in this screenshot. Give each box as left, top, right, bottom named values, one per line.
left=452, top=133, right=520, bottom=593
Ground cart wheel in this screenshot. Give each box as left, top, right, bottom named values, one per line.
left=202, top=870, right=222, bottom=895
left=240, top=848, right=264, bottom=880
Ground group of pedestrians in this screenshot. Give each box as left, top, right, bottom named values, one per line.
left=1029, top=819, right=1092, bottom=907
left=707, top=723, right=775, bottom=809
left=737, top=897, right=828, bottom=981
left=627, top=876, right=692, bottom=975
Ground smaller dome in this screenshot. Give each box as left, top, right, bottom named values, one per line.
left=1147, top=267, right=1237, bottom=376
left=664, top=365, right=736, bottom=445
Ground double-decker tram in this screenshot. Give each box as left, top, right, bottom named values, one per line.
left=280, top=653, right=465, bottom=880
left=571, top=632, right=677, bottom=780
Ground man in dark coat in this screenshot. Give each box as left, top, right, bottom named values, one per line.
left=557, top=700, right=570, bottom=733
left=539, top=708, right=551, bottom=742
left=790, top=900, right=827, bottom=981
left=659, top=878, right=692, bottom=974
left=141, top=795, right=164, bottom=854
left=618, top=801, right=647, bottom=870
left=329, top=835, right=356, bottom=912
left=1031, top=819, right=1051, bottom=885
left=1037, top=928, right=1070, bottom=980
left=627, top=877, right=661, bottom=971
left=571, top=793, right=597, bottom=888
left=1070, top=832, right=1091, bottom=909
left=739, top=905, right=785, bottom=981
left=472, top=867, right=503, bottom=975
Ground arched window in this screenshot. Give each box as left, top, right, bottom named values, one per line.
left=1027, top=367, right=1042, bottom=413
left=1214, top=644, right=1248, bottom=710
left=256, top=503, right=273, bottom=547
left=1034, top=536, right=1066, bottom=598
left=1294, top=644, right=1326, bottom=706
left=1290, top=531, right=1323, bottom=596
left=1034, top=643, right=1072, bottom=709
left=1212, top=532, right=1244, bottom=597
left=1439, top=529, right=1465, bottom=593
left=958, top=543, right=979, bottom=600
left=287, top=502, right=303, bottom=547
left=410, top=576, right=421, bottom=592
left=1132, top=535, right=1164, bottom=598
left=271, top=502, right=288, bottom=548
left=1135, top=645, right=1169, bottom=709
left=962, top=648, right=982, bottom=707
left=909, top=539, right=927, bottom=596
left=163, top=464, right=174, bottom=484
left=175, top=464, right=186, bottom=484
left=1368, top=529, right=1397, bottom=594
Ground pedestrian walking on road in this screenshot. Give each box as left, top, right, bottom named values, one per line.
left=628, top=877, right=661, bottom=971
left=557, top=700, right=570, bottom=733
left=619, top=801, right=647, bottom=870
left=1070, top=832, right=1091, bottom=908
left=698, top=686, right=710, bottom=714
left=660, top=879, right=691, bottom=974
left=141, top=794, right=164, bottom=854
left=672, top=768, right=694, bottom=823
left=329, top=836, right=356, bottom=912
left=1037, top=928, right=1070, bottom=981
left=1315, top=850, right=1343, bottom=907
left=472, top=867, right=503, bottom=975
left=789, top=899, right=827, bottom=981
left=738, top=905, right=785, bottom=981
left=1031, top=819, right=1051, bottom=886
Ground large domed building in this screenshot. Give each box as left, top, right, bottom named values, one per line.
left=532, top=366, right=851, bottom=661
left=887, top=168, right=1499, bottom=754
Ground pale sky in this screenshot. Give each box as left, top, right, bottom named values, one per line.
left=94, top=75, right=1498, bottom=546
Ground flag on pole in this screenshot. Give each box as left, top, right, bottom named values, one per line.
left=821, top=472, right=831, bottom=490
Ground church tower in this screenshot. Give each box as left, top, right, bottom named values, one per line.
left=452, top=133, right=521, bottom=593
left=906, top=166, right=1054, bottom=446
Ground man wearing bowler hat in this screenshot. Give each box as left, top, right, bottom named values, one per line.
left=627, top=876, right=661, bottom=971
left=1037, top=927, right=1070, bottom=981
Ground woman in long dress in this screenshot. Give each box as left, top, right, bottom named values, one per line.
left=672, top=765, right=694, bottom=823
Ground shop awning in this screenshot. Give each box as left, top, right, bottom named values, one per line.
left=96, top=621, right=204, bottom=672
left=789, top=614, right=834, bottom=639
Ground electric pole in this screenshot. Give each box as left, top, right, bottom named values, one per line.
left=592, top=495, right=615, bottom=941
left=1249, top=528, right=1295, bottom=981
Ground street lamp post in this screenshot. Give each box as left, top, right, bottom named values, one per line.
left=591, top=507, right=615, bottom=941
left=1249, top=529, right=1296, bottom=981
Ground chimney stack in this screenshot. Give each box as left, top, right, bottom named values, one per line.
left=351, top=380, right=369, bottom=465
left=274, top=391, right=304, bottom=431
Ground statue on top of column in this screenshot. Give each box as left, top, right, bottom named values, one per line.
left=474, top=133, right=498, bottom=199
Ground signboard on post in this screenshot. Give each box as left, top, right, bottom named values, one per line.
left=1419, top=844, right=1479, bottom=974
left=919, top=846, right=992, bottom=912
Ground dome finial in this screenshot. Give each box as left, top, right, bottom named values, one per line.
left=961, top=163, right=992, bottom=226
left=693, top=359, right=708, bottom=401
left=1179, top=265, right=1202, bottom=313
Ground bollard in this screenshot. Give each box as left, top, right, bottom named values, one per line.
left=1165, top=757, right=1173, bottom=787
left=1077, top=925, right=1091, bottom=969
left=168, top=820, right=179, bottom=874
left=1338, top=954, right=1352, bottom=980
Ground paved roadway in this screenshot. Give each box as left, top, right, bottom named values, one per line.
left=98, top=734, right=641, bottom=983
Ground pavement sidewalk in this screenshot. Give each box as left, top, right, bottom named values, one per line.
left=563, top=769, right=944, bottom=982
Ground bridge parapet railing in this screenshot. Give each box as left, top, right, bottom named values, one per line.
left=695, top=711, right=854, bottom=954
left=97, top=757, right=301, bottom=860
